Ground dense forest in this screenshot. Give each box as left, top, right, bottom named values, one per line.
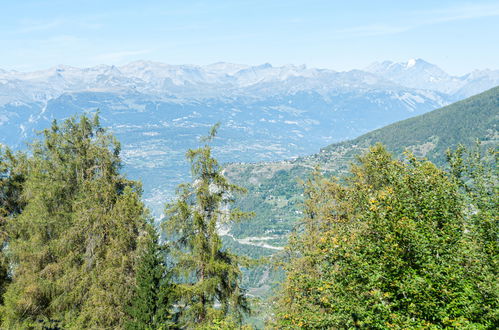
left=0, top=106, right=497, bottom=328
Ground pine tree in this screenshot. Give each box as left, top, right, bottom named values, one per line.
left=2, top=114, right=151, bottom=329
left=126, top=224, right=175, bottom=330
left=164, top=123, right=251, bottom=328
left=0, top=147, right=25, bottom=316
left=0, top=146, right=25, bottom=218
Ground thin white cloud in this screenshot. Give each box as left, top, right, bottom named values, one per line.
left=17, top=19, right=63, bottom=33
left=93, top=50, right=152, bottom=63
left=334, top=24, right=410, bottom=38
left=15, top=16, right=104, bottom=35
left=334, top=2, right=499, bottom=38
left=424, top=2, right=499, bottom=23
left=39, top=35, right=85, bottom=45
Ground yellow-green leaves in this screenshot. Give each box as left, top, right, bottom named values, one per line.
left=275, top=144, right=497, bottom=328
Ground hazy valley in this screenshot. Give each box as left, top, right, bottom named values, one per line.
left=1, top=58, right=498, bottom=218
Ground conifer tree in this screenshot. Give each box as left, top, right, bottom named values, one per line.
left=2, top=114, right=151, bottom=329
left=0, top=147, right=25, bottom=314
left=126, top=225, right=175, bottom=330
left=164, top=123, right=251, bottom=328
left=0, top=147, right=25, bottom=219
left=446, top=143, right=498, bottom=324
left=0, top=145, right=24, bottom=314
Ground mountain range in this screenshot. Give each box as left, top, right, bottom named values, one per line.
left=1, top=59, right=498, bottom=217
left=365, top=58, right=499, bottom=97
left=2, top=58, right=497, bottom=101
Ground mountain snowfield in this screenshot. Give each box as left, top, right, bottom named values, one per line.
left=1, top=58, right=498, bottom=216
left=365, top=58, right=499, bottom=97
left=1, top=58, right=497, bottom=103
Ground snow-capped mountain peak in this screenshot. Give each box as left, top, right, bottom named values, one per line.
left=406, top=58, right=417, bottom=68
left=364, top=58, right=488, bottom=94
left=0, top=59, right=498, bottom=105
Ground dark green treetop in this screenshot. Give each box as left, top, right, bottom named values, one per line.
left=2, top=114, right=152, bottom=329
left=164, top=123, right=252, bottom=328
left=126, top=224, right=175, bottom=330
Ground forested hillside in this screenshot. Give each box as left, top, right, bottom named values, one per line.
left=226, top=86, right=499, bottom=251
left=322, top=85, right=499, bottom=162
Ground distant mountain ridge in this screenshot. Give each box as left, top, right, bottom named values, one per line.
left=1, top=59, right=498, bottom=104
left=0, top=59, right=497, bottom=217
left=365, top=58, right=499, bottom=97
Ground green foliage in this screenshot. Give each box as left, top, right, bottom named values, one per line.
left=2, top=114, right=152, bottom=329
left=446, top=142, right=498, bottom=323
left=324, top=86, right=499, bottom=162
left=195, top=315, right=253, bottom=330
left=223, top=86, right=498, bottom=290
left=274, top=144, right=498, bottom=328
left=0, top=146, right=25, bottom=218
left=164, top=124, right=252, bottom=328
left=126, top=225, right=175, bottom=330
left=0, top=147, right=26, bottom=316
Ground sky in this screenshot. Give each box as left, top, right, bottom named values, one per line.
left=1, top=0, right=499, bottom=75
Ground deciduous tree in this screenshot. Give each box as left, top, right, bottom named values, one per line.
left=275, top=144, right=496, bottom=328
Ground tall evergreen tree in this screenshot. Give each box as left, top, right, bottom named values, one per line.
left=0, top=147, right=25, bottom=219
left=2, top=114, right=151, bottom=329
left=0, top=147, right=25, bottom=317
left=126, top=225, right=175, bottom=330
left=164, top=124, right=251, bottom=328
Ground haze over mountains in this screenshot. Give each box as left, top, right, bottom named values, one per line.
left=2, top=58, right=498, bottom=103
left=365, top=58, right=499, bottom=97
left=1, top=58, right=498, bottom=215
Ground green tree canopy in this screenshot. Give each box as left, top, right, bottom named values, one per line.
left=275, top=144, right=497, bottom=328
left=164, top=123, right=251, bottom=328
left=126, top=225, right=175, bottom=330
left=0, top=147, right=26, bottom=312
left=2, top=114, right=152, bottom=329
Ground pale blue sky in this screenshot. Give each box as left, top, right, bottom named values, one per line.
left=1, top=0, right=498, bottom=74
